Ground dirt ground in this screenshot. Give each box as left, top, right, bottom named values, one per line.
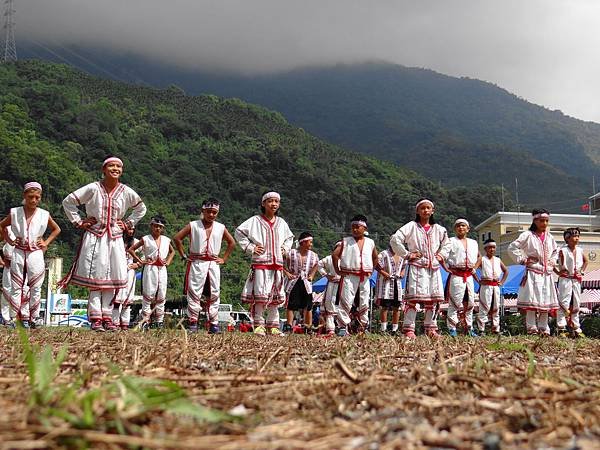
left=0, top=329, right=599, bottom=449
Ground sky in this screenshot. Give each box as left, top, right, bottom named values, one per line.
left=13, top=0, right=600, bottom=123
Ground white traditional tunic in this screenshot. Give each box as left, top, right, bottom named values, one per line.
left=62, top=181, right=146, bottom=290
left=9, top=207, right=49, bottom=322
left=374, top=249, right=404, bottom=303
left=141, top=234, right=171, bottom=323
left=337, top=236, right=375, bottom=329
left=235, top=215, right=294, bottom=313
left=113, top=238, right=139, bottom=329
left=441, top=236, right=479, bottom=331
left=477, top=255, right=503, bottom=333
left=317, top=255, right=340, bottom=333
left=285, top=249, right=319, bottom=296
left=507, top=230, right=558, bottom=312
left=185, top=220, right=226, bottom=325
left=556, top=245, right=584, bottom=332
left=390, top=221, right=450, bottom=333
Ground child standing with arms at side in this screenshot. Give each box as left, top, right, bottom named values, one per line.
left=508, top=209, right=558, bottom=336
left=332, top=215, right=378, bottom=336
left=442, top=217, right=481, bottom=337
left=317, top=241, right=342, bottom=337
left=235, top=191, right=294, bottom=336
left=128, top=215, right=175, bottom=329
left=374, top=246, right=405, bottom=335
left=0, top=182, right=61, bottom=328
left=390, top=198, right=450, bottom=339
left=555, top=228, right=587, bottom=337
left=283, top=232, right=319, bottom=334
left=173, top=198, right=235, bottom=333
left=476, top=239, right=508, bottom=335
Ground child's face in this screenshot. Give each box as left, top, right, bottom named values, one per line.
left=262, top=197, right=280, bottom=215
left=351, top=223, right=366, bottom=238
left=534, top=218, right=549, bottom=232
left=202, top=208, right=219, bottom=223
left=151, top=223, right=164, bottom=236
left=485, top=246, right=496, bottom=257
left=103, top=162, right=123, bottom=180
left=417, top=203, right=434, bottom=221
left=300, top=239, right=313, bottom=251
left=455, top=223, right=469, bottom=238
left=567, top=235, right=580, bottom=246
left=23, top=189, right=42, bottom=209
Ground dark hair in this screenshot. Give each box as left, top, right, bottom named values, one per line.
left=124, top=228, right=136, bottom=249
left=414, top=214, right=436, bottom=225
left=151, top=214, right=167, bottom=226
left=483, top=238, right=495, bottom=246
left=332, top=240, right=342, bottom=251
left=350, top=214, right=368, bottom=226
left=260, top=190, right=280, bottom=215
left=202, top=197, right=220, bottom=207
left=563, top=227, right=581, bottom=241
left=529, top=208, right=550, bottom=232
left=298, top=231, right=313, bottom=241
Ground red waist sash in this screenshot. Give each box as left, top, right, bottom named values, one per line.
left=450, top=268, right=473, bottom=283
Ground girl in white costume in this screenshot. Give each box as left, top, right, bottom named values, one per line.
left=317, top=241, right=342, bottom=337
left=0, top=182, right=61, bottom=327
left=555, top=228, right=587, bottom=337
left=374, top=246, right=405, bottom=335
left=507, top=209, right=558, bottom=336
left=476, top=239, right=508, bottom=334
left=390, top=198, right=450, bottom=339
left=112, top=229, right=140, bottom=330
left=235, top=191, right=294, bottom=336
left=61, top=157, right=147, bottom=332
left=441, top=218, right=480, bottom=337
left=332, top=215, right=378, bottom=336
left=173, top=198, right=235, bottom=334
left=283, top=231, right=319, bottom=334
left=128, top=215, right=174, bottom=328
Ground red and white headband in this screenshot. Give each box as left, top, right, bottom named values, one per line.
left=483, top=241, right=497, bottom=248
left=415, top=199, right=434, bottom=210
left=533, top=213, right=550, bottom=219
left=23, top=181, right=42, bottom=192
left=202, top=202, right=220, bottom=211
left=351, top=220, right=368, bottom=229
left=262, top=192, right=281, bottom=203
left=298, top=236, right=313, bottom=243
left=454, top=218, right=469, bottom=227
left=102, top=157, right=123, bottom=168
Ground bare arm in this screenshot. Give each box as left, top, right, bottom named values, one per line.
left=581, top=251, right=589, bottom=274
left=38, top=215, right=61, bottom=251
left=165, top=243, right=176, bottom=266
left=500, top=261, right=509, bottom=284
left=172, top=224, right=191, bottom=258
left=128, top=238, right=145, bottom=265
left=219, top=228, right=236, bottom=264
left=331, top=245, right=343, bottom=276
left=0, top=215, right=11, bottom=244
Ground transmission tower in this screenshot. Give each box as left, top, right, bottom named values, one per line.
left=2, top=0, right=17, bottom=63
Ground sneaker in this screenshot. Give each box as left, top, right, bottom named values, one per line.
left=188, top=322, right=199, bottom=333
left=20, top=320, right=30, bottom=329
left=270, top=327, right=284, bottom=336
left=448, top=329, right=458, bottom=338
left=153, top=322, right=164, bottom=329
left=282, top=323, right=293, bottom=333
left=426, top=330, right=441, bottom=339
left=91, top=320, right=105, bottom=332
left=574, top=330, right=586, bottom=338
left=208, top=324, right=220, bottom=334
left=404, top=330, right=417, bottom=339
left=527, top=329, right=538, bottom=336
left=558, top=329, right=569, bottom=338
left=336, top=328, right=348, bottom=337
left=103, top=319, right=118, bottom=332
left=120, top=324, right=129, bottom=331
left=390, top=330, right=398, bottom=336
left=468, top=329, right=480, bottom=338
left=322, top=330, right=336, bottom=339
left=254, top=325, right=266, bottom=336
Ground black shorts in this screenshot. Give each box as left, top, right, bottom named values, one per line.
left=379, top=298, right=401, bottom=310
left=287, top=281, right=313, bottom=311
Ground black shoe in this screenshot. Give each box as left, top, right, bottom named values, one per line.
left=283, top=323, right=293, bottom=333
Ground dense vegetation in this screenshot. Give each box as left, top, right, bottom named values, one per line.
left=0, top=60, right=512, bottom=303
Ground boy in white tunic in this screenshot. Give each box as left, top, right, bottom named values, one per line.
left=235, top=191, right=294, bottom=336
left=128, top=215, right=175, bottom=329
left=112, top=228, right=140, bottom=330
left=61, top=157, right=147, bottom=332
left=555, top=228, right=587, bottom=337
left=441, top=217, right=481, bottom=337
left=390, top=198, right=450, bottom=339
left=476, top=239, right=508, bottom=334
left=317, top=241, right=342, bottom=337
left=374, top=246, right=405, bottom=335
left=332, top=215, right=378, bottom=336
left=0, top=182, right=61, bottom=328
left=283, top=231, right=319, bottom=334
left=173, top=198, right=235, bottom=334
left=507, top=209, right=558, bottom=336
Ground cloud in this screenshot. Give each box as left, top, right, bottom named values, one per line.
left=14, top=0, right=600, bottom=122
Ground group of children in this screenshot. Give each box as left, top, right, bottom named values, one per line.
left=0, top=157, right=588, bottom=338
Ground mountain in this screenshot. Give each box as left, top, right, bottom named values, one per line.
left=21, top=44, right=598, bottom=210
left=0, top=60, right=510, bottom=302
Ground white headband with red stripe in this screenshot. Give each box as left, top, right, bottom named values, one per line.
left=262, top=192, right=281, bottom=203
left=533, top=213, right=550, bottom=219
left=415, top=199, right=434, bottom=210
left=102, top=157, right=123, bottom=168
left=23, top=182, right=42, bottom=192
left=351, top=220, right=368, bottom=229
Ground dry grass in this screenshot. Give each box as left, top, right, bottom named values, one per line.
left=0, top=329, right=599, bottom=449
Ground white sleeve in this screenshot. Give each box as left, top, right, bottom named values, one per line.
left=390, top=224, right=410, bottom=258
left=62, top=183, right=95, bottom=226
left=123, top=187, right=147, bottom=228
left=507, top=232, right=528, bottom=264
left=235, top=217, right=256, bottom=255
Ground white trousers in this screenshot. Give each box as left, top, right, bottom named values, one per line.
left=2, top=266, right=13, bottom=322
left=477, top=285, right=501, bottom=332
left=402, top=305, right=438, bottom=333
left=142, top=265, right=167, bottom=323
left=525, top=310, right=549, bottom=334
left=112, top=268, right=136, bottom=327
left=88, top=290, right=118, bottom=321
left=241, top=268, right=286, bottom=306
left=446, top=275, right=475, bottom=331
left=336, top=275, right=370, bottom=329
left=186, top=260, right=220, bottom=325
left=252, top=303, right=280, bottom=328
left=10, top=249, right=44, bottom=321
left=322, top=281, right=339, bottom=333
left=556, top=279, right=582, bottom=332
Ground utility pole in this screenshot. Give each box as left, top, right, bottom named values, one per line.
left=2, top=0, right=17, bottom=63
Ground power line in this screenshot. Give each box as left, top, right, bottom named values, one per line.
left=2, top=0, right=17, bottom=63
